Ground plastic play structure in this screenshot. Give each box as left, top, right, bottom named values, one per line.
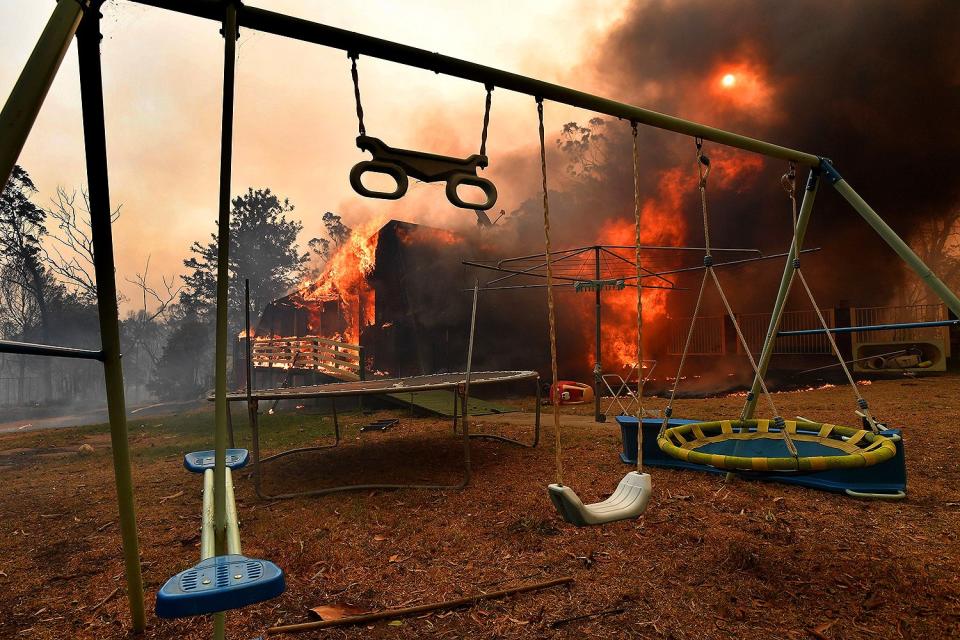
left=4, top=0, right=960, bottom=633
left=651, top=146, right=902, bottom=487
left=347, top=55, right=498, bottom=210
left=156, top=449, right=285, bottom=624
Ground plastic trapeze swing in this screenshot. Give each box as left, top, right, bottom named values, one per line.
left=539, top=109, right=651, bottom=526
left=655, top=151, right=898, bottom=474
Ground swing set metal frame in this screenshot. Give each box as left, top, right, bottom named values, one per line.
left=3, top=0, right=959, bottom=631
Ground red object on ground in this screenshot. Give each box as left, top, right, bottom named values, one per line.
left=550, top=380, right=595, bottom=405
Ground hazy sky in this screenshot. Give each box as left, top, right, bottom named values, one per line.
left=1, top=0, right=630, bottom=310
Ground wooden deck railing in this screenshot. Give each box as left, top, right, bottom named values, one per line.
left=250, top=335, right=364, bottom=382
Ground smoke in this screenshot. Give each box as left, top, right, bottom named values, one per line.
left=461, top=0, right=960, bottom=380
left=588, top=0, right=960, bottom=305
left=289, top=1, right=960, bottom=384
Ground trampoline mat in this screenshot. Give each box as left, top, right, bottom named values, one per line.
left=220, top=370, right=538, bottom=401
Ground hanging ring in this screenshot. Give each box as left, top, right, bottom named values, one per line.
left=349, top=160, right=408, bottom=199
left=446, top=173, right=498, bottom=210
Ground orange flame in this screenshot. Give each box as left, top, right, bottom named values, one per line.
left=295, top=218, right=385, bottom=343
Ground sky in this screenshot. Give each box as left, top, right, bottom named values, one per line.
left=0, top=0, right=630, bottom=310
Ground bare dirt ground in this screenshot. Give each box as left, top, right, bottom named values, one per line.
left=0, top=376, right=958, bottom=639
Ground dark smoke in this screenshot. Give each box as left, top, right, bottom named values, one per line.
left=464, top=0, right=960, bottom=382
left=591, top=0, right=960, bottom=308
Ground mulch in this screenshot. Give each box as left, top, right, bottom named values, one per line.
left=0, top=376, right=958, bottom=639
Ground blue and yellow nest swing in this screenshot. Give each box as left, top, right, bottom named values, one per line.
left=646, top=153, right=904, bottom=497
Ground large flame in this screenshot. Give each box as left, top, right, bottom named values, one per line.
left=295, top=218, right=385, bottom=343
left=573, top=150, right=764, bottom=374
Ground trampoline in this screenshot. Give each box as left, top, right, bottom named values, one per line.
left=214, top=370, right=540, bottom=499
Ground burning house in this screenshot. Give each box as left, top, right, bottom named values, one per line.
left=244, top=217, right=956, bottom=393
left=249, top=220, right=498, bottom=381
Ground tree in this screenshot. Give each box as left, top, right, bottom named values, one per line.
left=149, top=319, right=213, bottom=401
left=900, top=210, right=960, bottom=306
left=556, top=117, right=609, bottom=180
left=179, top=188, right=309, bottom=325
left=0, top=165, right=53, bottom=399
left=43, top=185, right=121, bottom=303
left=120, top=256, right=182, bottom=401
left=308, top=212, right=352, bottom=264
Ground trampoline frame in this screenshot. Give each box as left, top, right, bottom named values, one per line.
left=217, top=371, right=540, bottom=500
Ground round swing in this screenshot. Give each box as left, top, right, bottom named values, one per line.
left=655, top=146, right=898, bottom=473
left=538, top=102, right=651, bottom=526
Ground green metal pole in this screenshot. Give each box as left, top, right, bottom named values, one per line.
left=823, top=161, right=960, bottom=318
left=741, top=169, right=820, bottom=420
left=212, top=5, right=237, bottom=639
left=0, top=0, right=88, bottom=187
left=76, top=3, right=146, bottom=631
left=214, top=0, right=237, bottom=558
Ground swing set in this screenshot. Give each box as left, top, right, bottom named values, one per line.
left=3, top=0, right=960, bottom=633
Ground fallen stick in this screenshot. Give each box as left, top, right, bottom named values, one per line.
left=90, top=586, right=120, bottom=612
left=266, top=576, right=573, bottom=635
left=550, top=606, right=625, bottom=628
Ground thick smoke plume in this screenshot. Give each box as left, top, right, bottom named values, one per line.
left=299, top=1, right=960, bottom=385
left=467, top=0, right=960, bottom=381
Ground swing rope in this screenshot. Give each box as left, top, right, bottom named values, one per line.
left=659, top=139, right=797, bottom=457
left=347, top=53, right=365, bottom=136
left=631, top=122, right=645, bottom=470
left=479, top=85, right=494, bottom=158
left=780, top=165, right=881, bottom=432
left=537, top=98, right=563, bottom=487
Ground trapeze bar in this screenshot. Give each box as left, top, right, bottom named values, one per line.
left=777, top=319, right=960, bottom=337
left=126, top=0, right=820, bottom=166
left=0, top=339, right=104, bottom=361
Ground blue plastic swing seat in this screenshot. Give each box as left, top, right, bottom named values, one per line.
left=184, top=448, right=250, bottom=473
left=156, top=554, right=285, bottom=619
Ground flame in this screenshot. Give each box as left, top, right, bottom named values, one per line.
left=294, top=217, right=385, bottom=343
left=567, top=146, right=764, bottom=373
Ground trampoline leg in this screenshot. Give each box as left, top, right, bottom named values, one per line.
left=533, top=375, right=542, bottom=447
left=459, top=387, right=472, bottom=488
left=331, top=398, right=339, bottom=441
left=452, top=387, right=458, bottom=434
left=248, top=399, right=265, bottom=500
left=226, top=402, right=235, bottom=449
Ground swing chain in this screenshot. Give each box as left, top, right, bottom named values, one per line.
left=348, top=52, right=366, bottom=136
left=781, top=162, right=882, bottom=433
left=537, top=96, right=563, bottom=486
left=782, top=161, right=797, bottom=197
left=479, top=84, right=494, bottom=158
left=631, top=120, right=644, bottom=471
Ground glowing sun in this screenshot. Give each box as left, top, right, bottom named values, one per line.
left=721, top=73, right=737, bottom=88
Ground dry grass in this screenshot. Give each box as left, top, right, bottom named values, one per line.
left=0, top=376, right=958, bottom=639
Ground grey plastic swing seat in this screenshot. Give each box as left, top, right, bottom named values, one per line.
left=548, top=472, right=652, bottom=526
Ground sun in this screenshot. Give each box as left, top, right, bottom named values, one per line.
left=721, top=73, right=736, bottom=88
